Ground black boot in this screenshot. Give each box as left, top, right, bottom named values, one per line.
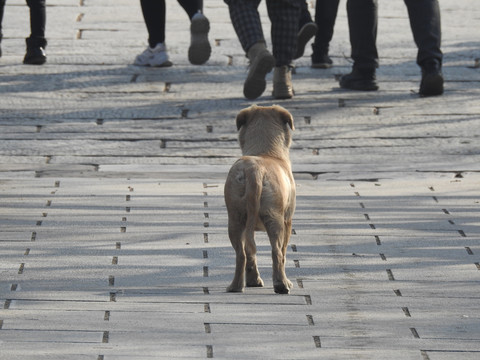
left=419, top=59, right=443, bottom=96
left=311, top=49, right=333, bottom=69
left=24, top=37, right=47, bottom=65
left=339, top=66, right=378, bottom=91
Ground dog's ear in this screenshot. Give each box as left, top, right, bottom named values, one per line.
left=284, top=112, right=294, bottom=131
left=275, top=106, right=295, bottom=131
left=235, top=108, right=249, bottom=130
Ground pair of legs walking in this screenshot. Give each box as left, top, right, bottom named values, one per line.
left=0, top=0, right=47, bottom=64
left=297, top=0, right=340, bottom=68
left=341, top=0, right=443, bottom=96
left=135, top=0, right=211, bottom=67
left=225, top=0, right=303, bottom=100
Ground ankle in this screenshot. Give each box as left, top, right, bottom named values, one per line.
left=247, top=41, right=268, bottom=61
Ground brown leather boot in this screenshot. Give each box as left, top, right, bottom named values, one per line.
left=273, top=66, right=294, bottom=100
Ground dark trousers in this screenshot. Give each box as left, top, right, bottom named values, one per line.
left=0, top=0, right=46, bottom=46
left=313, top=0, right=340, bottom=54
left=0, top=0, right=4, bottom=41
left=347, top=0, right=442, bottom=69
left=140, top=0, right=202, bottom=48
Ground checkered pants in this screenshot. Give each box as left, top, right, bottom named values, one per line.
left=225, top=0, right=302, bottom=66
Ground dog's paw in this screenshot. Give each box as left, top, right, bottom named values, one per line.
left=246, top=277, right=264, bottom=287
left=226, top=284, right=245, bottom=293
left=286, top=278, right=293, bottom=289
left=274, top=278, right=293, bottom=294
left=274, top=283, right=290, bottom=294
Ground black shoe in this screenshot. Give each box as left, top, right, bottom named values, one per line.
left=311, top=51, right=333, bottom=69
left=419, top=59, right=443, bottom=96
left=23, top=46, right=46, bottom=65
left=340, top=67, right=379, bottom=91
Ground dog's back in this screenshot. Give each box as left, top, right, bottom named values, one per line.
left=225, top=156, right=294, bottom=233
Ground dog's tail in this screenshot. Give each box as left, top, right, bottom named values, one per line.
left=244, top=162, right=263, bottom=247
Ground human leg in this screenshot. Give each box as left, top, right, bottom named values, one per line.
left=24, top=0, right=46, bottom=64
left=135, top=0, right=171, bottom=67
left=0, top=0, right=5, bottom=38
left=178, top=0, right=211, bottom=65
left=267, top=0, right=301, bottom=99
left=347, top=0, right=378, bottom=70
left=0, top=0, right=5, bottom=57
left=311, top=0, right=340, bottom=68
left=140, top=0, right=166, bottom=48
left=404, top=0, right=443, bottom=96
left=26, top=0, right=46, bottom=45
left=225, top=0, right=265, bottom=53
left=404, top=0, right=442, bottom=66
left=295, top=1, right=317, bottom=59
left=339, top=0, right=379, bottom=90
left=267, top=0, right=301, bottom=67
left=177, top=0, right=202, bottom=19
left=225, top=0, right=274, bottom=99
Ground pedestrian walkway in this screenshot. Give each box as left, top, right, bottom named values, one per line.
left=1, top=1, right=479, bottom=359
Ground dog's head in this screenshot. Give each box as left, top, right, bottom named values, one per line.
left=235, top=105, right=294, bottom=158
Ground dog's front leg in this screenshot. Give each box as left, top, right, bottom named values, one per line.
left=282, top=218, right=294, bottom=290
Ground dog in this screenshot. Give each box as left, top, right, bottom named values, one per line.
left=224, top=105, right=296, bottom=294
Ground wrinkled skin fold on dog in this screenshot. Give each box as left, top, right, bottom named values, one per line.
left=224, top=105, right=296, bottom=294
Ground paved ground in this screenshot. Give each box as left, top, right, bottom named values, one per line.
left=1, top=0, right=479, bottom=359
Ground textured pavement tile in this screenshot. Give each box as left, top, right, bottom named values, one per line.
left=1, top=0, right=480, bottom=359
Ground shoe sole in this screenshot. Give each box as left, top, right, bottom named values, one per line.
left=341, top=83, right=379, bottom=91
left=340, top=77, right=379, bottom=91
left=420, top=73, right=444, bottom=96
left=134, top=56, right=173, bottom=67
left=295, top=23, right=317, bottom=59
left=24, top=57, right=46, bottom=65
left=273, top=88, right=294, bottom=100
left=189, top=16, right=211, bottom=65
left=311, top=62, right=333, bottom=69
left=243, top=52, right=275, bottom=100
left=150, top=60, right=173, bottom=68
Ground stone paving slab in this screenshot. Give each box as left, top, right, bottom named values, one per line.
left=1, top=0, right=480, bottom=359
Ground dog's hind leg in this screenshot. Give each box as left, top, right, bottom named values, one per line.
left=282, top=218, right=294, bottom=290
left=245, top=236, right=264, bottom=287
left=265, top=217, right=292, bottom=294
left=227, top=219, right=247, bottom=292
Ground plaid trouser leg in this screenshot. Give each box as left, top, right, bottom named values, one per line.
left=267, top=0, right=302, bottom=66
left=225, top=0, right=265, bottom=53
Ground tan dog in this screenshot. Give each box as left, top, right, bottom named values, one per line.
left=224, top=105, right=296, bottom=294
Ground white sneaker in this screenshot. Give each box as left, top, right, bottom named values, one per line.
left=134, top=43, right=172, bottom=67
left=189, top=12, right=211, bottom=65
